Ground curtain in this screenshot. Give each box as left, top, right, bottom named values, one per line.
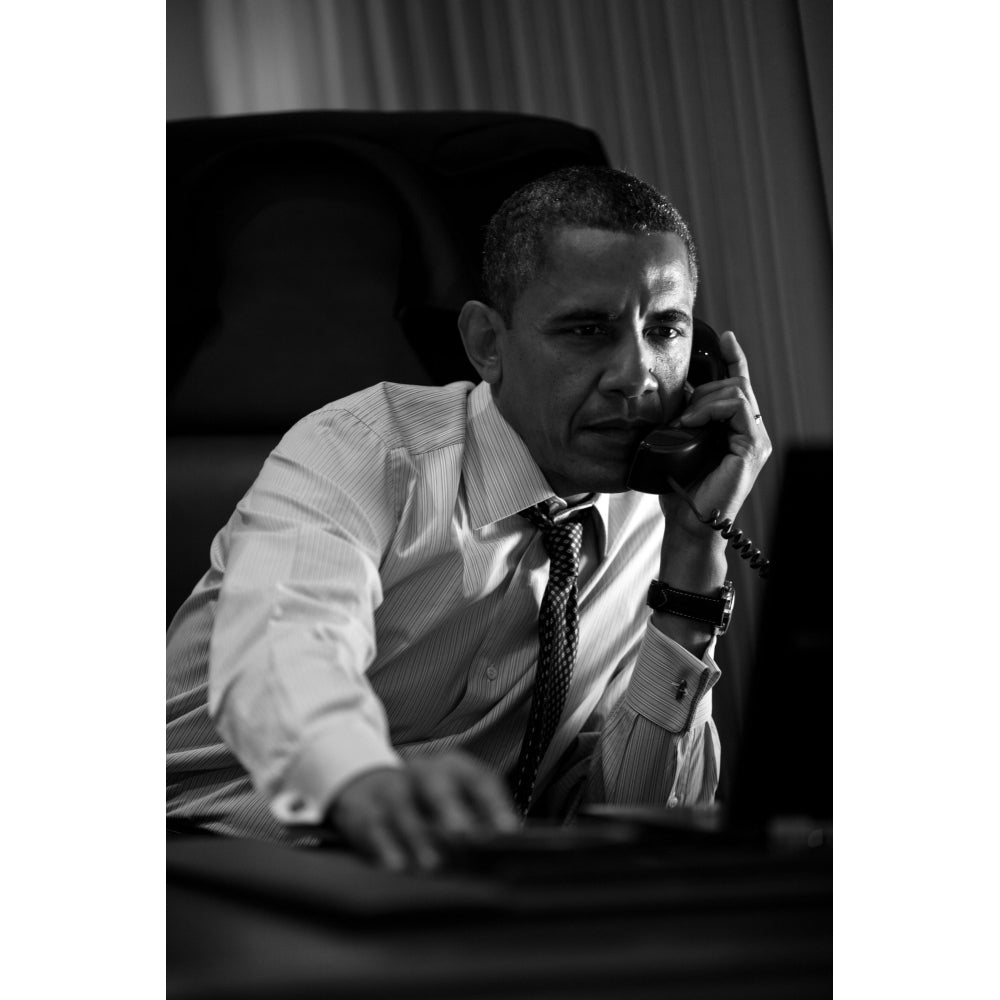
left=196, top=0, right=832, bottom=794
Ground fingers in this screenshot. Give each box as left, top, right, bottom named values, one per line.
left=366, top=823, right=410, bottom=873
left=444, top=753, right=520, bottom=832
left=719, top=328, right=749, bottom=379
left=328, top=754, right=519, bottom=873
left=385, top=795, right=441, bottom=871
left=413, top=762, right=476, bottom=835
left=674, top=384, right=767, bottom=443
left=682, top=328, right=768, bottom=442
left=412, top=751, right=520, bottom=834
left=659, top=328, right=771, bottom=529
left=329, top=767, right=440, bottom=872
left=695, top=330, right=762, bottom=419
left=367, top=807, right=441, bottom=872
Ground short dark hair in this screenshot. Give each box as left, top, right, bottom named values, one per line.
left=482, top=165, right=699, bottom=322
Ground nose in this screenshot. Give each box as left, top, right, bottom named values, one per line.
left=599, top=331, right=659, bottom=404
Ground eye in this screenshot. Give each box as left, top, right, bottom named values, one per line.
left=568, top=324, right=608, bottom=338
left=646, top=325, right=683, bottom=341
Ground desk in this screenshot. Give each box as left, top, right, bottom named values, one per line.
left=167, top=831, right=831, bottom=999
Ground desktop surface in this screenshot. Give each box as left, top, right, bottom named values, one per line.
left=168, top=820, right=831, bottom=1000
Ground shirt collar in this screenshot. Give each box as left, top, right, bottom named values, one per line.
left=463, top=382, right=611, bottom=555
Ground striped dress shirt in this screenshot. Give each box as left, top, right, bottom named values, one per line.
left=167, top=380, right=721, bottom=842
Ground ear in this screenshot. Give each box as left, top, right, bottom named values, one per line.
left=458, top=300, right=506, bottom=385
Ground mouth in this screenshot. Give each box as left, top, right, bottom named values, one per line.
left=582, top=420, right=657, bottom=448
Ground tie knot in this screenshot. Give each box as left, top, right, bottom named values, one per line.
left=520, top=502, right=589, bottom=530
left=520, top=504, right=585, bottom=568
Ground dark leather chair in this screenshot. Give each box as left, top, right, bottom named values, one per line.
left=167, top=111, right=609, bottom=621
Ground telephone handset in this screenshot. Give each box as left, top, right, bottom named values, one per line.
left=627, top=319, right=770, bottom=578
left=627, top=319, right=729, bottom=493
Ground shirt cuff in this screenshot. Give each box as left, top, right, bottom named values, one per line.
left=624, top=614, right=722, bottom=733
left=269, top=720, right=403, bottom=826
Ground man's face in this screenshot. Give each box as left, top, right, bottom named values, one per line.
left=491, top=227, right=696, bottom=496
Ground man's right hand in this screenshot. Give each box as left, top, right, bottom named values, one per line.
left=326, top=751, right=520, bottom=871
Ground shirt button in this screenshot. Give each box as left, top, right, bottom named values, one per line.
left=667, top=796, right=679, bottom=808
left=485, top=666, right=498, bottom=681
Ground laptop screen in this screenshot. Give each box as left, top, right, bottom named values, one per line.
left=728, top=445, right=833, bottom=828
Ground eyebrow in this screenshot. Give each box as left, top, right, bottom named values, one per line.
left=647, top=308, right=692, bottom=325
left=550, top=308, right=620, bottom=324
left=549, top=307, right=692, bottom=325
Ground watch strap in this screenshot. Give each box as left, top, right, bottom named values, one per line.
left=646, top=580, right=735, bottom=635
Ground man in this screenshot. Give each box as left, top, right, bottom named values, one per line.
left=166, top=165, right=770, bottom=871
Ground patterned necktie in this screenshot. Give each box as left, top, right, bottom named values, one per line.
left=510, top=503, right=586, bottom=816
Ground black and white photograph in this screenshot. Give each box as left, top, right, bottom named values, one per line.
left=165, top=1, right=831, bottom=996
left=15, top=1, right=1000, bottom=997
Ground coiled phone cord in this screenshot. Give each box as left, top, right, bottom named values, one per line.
left=666, top=477, right=771, bottom=579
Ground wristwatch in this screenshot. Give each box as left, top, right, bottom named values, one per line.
left=646, top=579, right=735, bottom=636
